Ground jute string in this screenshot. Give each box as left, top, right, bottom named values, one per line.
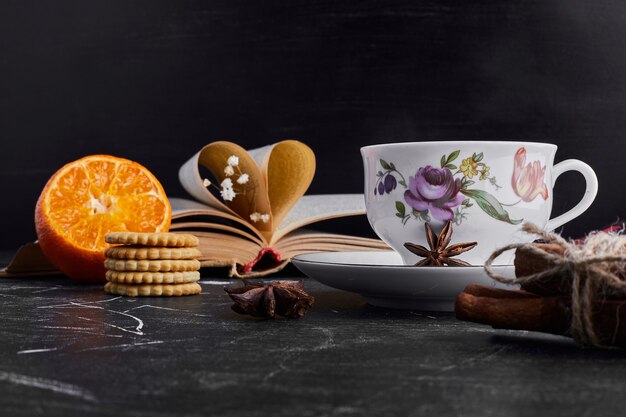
left=484, top=223, right=626, bottom=347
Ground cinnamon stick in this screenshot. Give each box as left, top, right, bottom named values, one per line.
left=455, top=284, right=570, bottom=335
left=456, top=284, right=626, bottom=347
left=514, top=243, right=571, bottom=295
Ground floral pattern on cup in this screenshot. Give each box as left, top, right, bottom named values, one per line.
left=376, top=149, right=536, bottom=226
left=404, top=165, right=465, bottom=222
left=512, top=147, right=549, bottom=202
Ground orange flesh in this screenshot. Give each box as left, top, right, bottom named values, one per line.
left=41, top=156, right=170, bottom=252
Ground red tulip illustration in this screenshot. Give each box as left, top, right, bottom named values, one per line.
left=512, top=147, right=549, bottom=202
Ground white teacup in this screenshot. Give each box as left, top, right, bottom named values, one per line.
left=361, top=141, right=598, bottom=266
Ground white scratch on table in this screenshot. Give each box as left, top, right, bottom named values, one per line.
left=312, top=328, right=335, bottom=351
left=41, top=325, right=97, bottom=331
left=0, top=371, right=97, bottom=402
left=4, top=286, right=50, bottom=290
left=288, top=327, right=335, bottom=353
left=71, top=302, right=145, bottom=335
left=37, top=296, right=150, bottom=336
left=409, top=312, right=438, bottom=319
left=40, top=299, right=147, bottom=336
left=41, top=324, right=124, bottom=338
left=31, top=287, right=64, bottom=294
left=124, top=304, right=211, bottom=318
left=77, top=340, right=164, bottom=352
left=262, top=363, right=291, bottom=384
left=438, top=345, right=511, bottom=372
left=123, top=305, right=181, bottom=313
left=76, top=314, right=144, bottom=336
left=17, top=347, right=60, bottom=355
left=199, top=280, right=231, bottom=285
left=37, top=296, right=122, bottom=309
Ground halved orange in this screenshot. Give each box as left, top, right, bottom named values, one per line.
left=35, top=155, right=171, bottom=283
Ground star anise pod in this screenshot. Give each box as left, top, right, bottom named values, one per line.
left=403, top=221, right=477, bottom=266
left=224, top=280, right=315, bottom=319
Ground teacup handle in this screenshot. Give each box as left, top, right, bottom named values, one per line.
left=545, top=159, right=598, bottom=231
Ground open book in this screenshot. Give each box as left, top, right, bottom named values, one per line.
left=171, top=140, right=388, bottom=277
left=1, top=140, right=388, bottom=278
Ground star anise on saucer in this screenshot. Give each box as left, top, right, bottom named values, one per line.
left=403, top=221, right=477, bottom=266
left=224, top=280, right=315, bottom=319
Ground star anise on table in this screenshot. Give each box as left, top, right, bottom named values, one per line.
left=224, top=280, right=315, bottom=319
left=403, top=221, right=477, bottom=266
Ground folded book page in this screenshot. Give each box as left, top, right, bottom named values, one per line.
left=178, top=140, right=315, bottom=238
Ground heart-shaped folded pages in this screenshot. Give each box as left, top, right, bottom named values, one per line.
left=252, top=140, right=316, bottom=230
left=178, top=140, right=315, bottom=239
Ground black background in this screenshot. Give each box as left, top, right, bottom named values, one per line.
left=1, top=0, right=624, bottom=250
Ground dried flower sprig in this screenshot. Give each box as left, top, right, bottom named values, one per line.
left=250, top=212, right=270, bottom=223
left=204, top=154, right=270, bottom=224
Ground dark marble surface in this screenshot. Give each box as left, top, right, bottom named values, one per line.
left=1, top=256, right=626, bottom=416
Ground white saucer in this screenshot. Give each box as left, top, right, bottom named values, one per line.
left=292, top=251, right=515, bottom=312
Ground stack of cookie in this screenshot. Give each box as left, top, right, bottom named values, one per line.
left=103, top=232, right=202, bottom=297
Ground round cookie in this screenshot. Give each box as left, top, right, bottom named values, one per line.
left=104, top=282, right=202, bottom=297
left=106, top=270, right=200, bottom=284
left=105, top=246, right=202, bottom=260
left=104, top=258, right=201, bottom=272
left=105, top=232, right=199, bottom=247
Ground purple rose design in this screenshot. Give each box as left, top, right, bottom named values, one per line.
left=404, top=165, right=465, bottom=221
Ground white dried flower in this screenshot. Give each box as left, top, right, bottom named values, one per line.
left=227, top=155, right=239, bottom=167
left=260, top=214, right=270, bottom=223
left=221, top=178, right=233, bottom=188
left=224, top=165, right=234, bottom=176
left=236, top=173, right=249, bottom=184
left=249, top=212, right=261, bottom=222
left=203, top=178, right=212, bottom=187
left=220, top=187, right=236, bottom=201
